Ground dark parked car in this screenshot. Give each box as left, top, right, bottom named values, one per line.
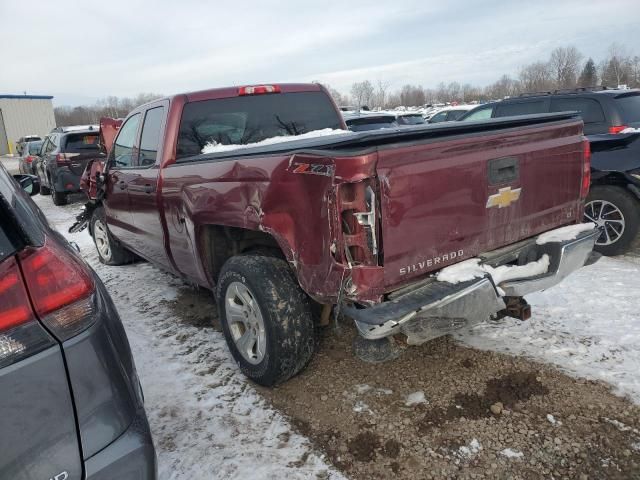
left=459, top=88, right=640, bottom=255
left=343, top=111, right=398, bottom=131
left=15, top=135, right=41, bottom=155
left=0, top=166, right=156, bottom=479
left=36, top=126, right=102, bottom=205
left=18, top=140, right=43, bottom=174
left=427, top=105, right=477, bottom=123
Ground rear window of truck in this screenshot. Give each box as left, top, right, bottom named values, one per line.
left=176, top=91, right=343, bottom=159
left=64, top=133, right=99, bottom=152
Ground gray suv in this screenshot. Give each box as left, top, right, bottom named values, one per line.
left=1, top=168, right=156, bottom=479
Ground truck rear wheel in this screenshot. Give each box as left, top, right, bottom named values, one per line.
left=216, top=254, right=315, bottom=386
left=584, top=185, right=640, bottom=256
left=90, top=207, right=135, bottom=265
left=52, top=190, right=67, bottom=206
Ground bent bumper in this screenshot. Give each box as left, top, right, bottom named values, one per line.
left=344, top=228, right=598, bottom=343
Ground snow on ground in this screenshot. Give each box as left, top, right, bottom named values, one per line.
left=456, top=253, right=640, bottom=403
left=33, top=195, right=343, bottom=480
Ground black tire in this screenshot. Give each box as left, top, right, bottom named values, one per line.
left=52, top=190, right=67, bottom=206
left=40, top=184, right=51, bottom=195
left=90, top=207, right=136, bottom=265
left=585, top=185, right=640, bottom=256
left=216, top=254, right=315, bottom=386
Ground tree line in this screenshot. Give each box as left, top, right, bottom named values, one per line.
left=54, top=42, right=640, bottom=126
left=327, top=43, right=640, bottom=109
left=54, top=93, right=162, bottom=126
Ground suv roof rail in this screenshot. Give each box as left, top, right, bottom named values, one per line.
left=518, top=86, right=620, bottom=98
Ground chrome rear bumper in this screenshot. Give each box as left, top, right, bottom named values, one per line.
left=344, top=228, right=598, bottom=343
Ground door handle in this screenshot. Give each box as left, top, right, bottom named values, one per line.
left=118, top=180, right=126, bottom=190
left=144, top=184, right=153, bottom=194
left=488, top=157, right=519, bottom=185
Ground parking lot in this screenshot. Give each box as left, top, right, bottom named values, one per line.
left=7, top=151, right=639, bottom=479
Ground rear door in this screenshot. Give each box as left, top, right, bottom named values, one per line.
left=377, top=118, right=585, bottom=288
left=61, top=131, right=102, bottom=177
left=0, top=170, right=82, bottom=480
left=105, top=113, right=141, bottom=245
left=124, top=103, right=172, bottom=267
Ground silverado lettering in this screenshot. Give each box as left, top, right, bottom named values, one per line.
left=399, top=250, right=465, bottom=275
left=78, top=83, right=597, bottom=386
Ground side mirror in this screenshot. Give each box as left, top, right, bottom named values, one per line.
left=13, top=174, right=41, bottom=196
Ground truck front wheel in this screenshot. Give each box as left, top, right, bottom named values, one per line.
left=217, top=254, right=315, bottom=386
left=584, top=185, right=640, bottom=256
left=90, top=207, right=135, bottom=265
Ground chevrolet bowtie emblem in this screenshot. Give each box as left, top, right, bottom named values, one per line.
left=486, top=187, right=522, bottom=209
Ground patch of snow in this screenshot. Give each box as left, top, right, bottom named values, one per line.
left=405, top=391, right=427, bottom=406
left=621, top=127, right=640, bottom=133
left=547, top=414, right=557, bottom=424
left=34, top=195, right=343, bottom=480
left=536, top=223, right=595, bottom=245
left=485, top=254, right=550, bottom=284
left=436, top=259, right=486, bottom=284
left=201, top=128, right=353, bottom=154
left=353, top=401, right=373, bottom=414
left=632, top=442, right=640, bottom=451
left=604, top=417, right=640, bottom=435
left=437, top=255, right=550, bottom=286
left=456, top=253, right=640, bottom=404
left=500, top=448, right=524, bottom=459
left=457, top=438, right=482, bottom=459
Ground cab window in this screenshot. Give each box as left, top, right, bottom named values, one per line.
left=138, top=107, right=165, bottom=167
left=112, top=113, right=141, bottom=168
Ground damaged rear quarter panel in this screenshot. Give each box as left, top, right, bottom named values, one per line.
left=160, top=151, right=380, bottom=303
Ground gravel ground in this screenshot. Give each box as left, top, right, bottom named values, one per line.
left=261, top=326, right=640, bottom=479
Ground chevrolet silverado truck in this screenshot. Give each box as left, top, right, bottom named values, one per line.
left=76, top=83, right=598, bottom=386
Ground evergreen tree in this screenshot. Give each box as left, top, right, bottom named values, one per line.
left=578, top=58, right=597, bottom=87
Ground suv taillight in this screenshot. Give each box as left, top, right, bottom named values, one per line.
left=608, top=125, right=629, bottom=134
left=25, top=155, right=34, bottom=164
left=0, top=257, right=54, bottom=367
left=581, top=138, right=591, bottom=199
left=56, top=153, right=70, bottom=166
left=19, top=238, right=96, bottom=340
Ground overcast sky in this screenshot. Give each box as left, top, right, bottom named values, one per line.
left=1, top=0, right=638, bottom=106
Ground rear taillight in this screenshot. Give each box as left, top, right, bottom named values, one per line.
left=608, top=125, right=629, bottom=134
left=0, top=257, right=54, bottom=367
left=19, top=238, right=96, bottom=340
left=337, top=179, right=380, bottom=266
left=0, top=257, right=34, bottom=331
left=56, top=153, right=70, bottom=166
left=26, top=155, right=34, bottom=164
left=581, top=138, right=591, bottom=199
left=238, top=85, right=281, bottom=96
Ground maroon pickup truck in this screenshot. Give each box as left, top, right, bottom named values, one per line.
left=78, top=83, right=598, bottom=386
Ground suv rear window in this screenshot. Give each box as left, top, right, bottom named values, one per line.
left=616, top=94, right=640, bottom=123
left=550, top=98, right=605, bottom=123
left=176, top=91, right=342, bottom=159
left=495, top=101, right=547, bottom=117
left=27, top=142, right=42, bottom=154
left=63, top=133, right=99, bottom=152
left=396, top=115, right=425, bottom=125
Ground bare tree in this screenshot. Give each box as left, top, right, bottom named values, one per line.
left=400, top=85, right=425, bottom=106
left=54, top=93, right=163, bottom=127
left=519, top=62, right=554, bottom=92
left=350, top=81, right=375, bottom=109
left=374, top=79, right=392, bottom=109
left=549, top=46, right=583, bottom=88
left=600, top=43, right=631, bottom=87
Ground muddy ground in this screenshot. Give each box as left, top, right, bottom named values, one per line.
left=169, top=286, right=640, bottom=479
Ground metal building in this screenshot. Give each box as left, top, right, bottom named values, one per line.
left=0, top=95, right=56, bottom=155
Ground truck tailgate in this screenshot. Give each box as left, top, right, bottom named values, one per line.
left=377, top=119, right=585, bottom=289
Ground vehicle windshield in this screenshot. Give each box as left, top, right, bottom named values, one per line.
left=27, top=142, right=42, bottom=154
left=176, top=91, right=343, bottom=159
left=396, top=115, right=425, bottom=125
left=64, top=133, right=100, bottom=152
left=616, top=93, right=640, bottom=123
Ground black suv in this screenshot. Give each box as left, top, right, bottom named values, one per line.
left=461, top=88, right=640, bottom=255
left=36, top=126, right=102, bottom=206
